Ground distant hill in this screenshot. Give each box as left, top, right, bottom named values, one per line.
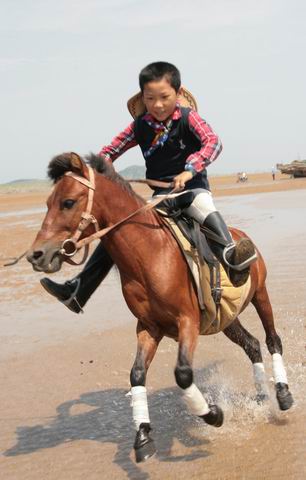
left=3, top=179, right=48, bottom=186
left=0, top=178, right=50, bottom=191
left=0, top=166, right=145, bottom=189
left=118, top=165, right=146, bottom=179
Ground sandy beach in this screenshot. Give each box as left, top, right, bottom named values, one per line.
left=0, top=172, right=305, bottom=479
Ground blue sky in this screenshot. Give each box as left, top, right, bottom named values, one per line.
left=1, top=0, right=305, bottom=183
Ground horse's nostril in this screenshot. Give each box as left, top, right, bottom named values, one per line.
left=32, top=250, right=44, bottom=260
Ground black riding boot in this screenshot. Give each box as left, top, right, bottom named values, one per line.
left=40, top=243, right=114, bottom=313
left=203, top=211, right=257, bottom=287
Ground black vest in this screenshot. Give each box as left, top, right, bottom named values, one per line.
left=134, top=107, right=210, bottom=193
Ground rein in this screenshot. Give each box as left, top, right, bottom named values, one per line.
left=1, top=172, right=177, bottom=268
left=59, top=167, right=180, bottom=265
left=126, top=178, right=173, bottom=189
left=2, top=170, right=228, bottom=268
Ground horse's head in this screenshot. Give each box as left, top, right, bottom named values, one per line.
left=27, top=152, right=97, bottom=273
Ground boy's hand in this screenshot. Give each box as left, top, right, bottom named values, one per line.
left=173, top=171, right=193, bottom=191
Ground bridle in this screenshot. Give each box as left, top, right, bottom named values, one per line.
left=58, top=168, right=99, bottom=264
left=2, top=165, right=185, bottom=268
left=58, top=165, right=182, bottom=266
left=2, top=166, right=220, bottom=269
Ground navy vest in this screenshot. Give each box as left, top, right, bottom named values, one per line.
left=134, top=107, right=210, bottom=193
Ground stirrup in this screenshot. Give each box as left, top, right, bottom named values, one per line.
left=62, top=278, right=83, bottom=313
left=223, top=243, right=257, bottom=271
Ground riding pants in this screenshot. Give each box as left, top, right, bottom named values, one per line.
left=154, top=188, right=218, bottom=224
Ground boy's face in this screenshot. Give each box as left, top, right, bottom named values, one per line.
left=142, top=77, right=180, bottom=122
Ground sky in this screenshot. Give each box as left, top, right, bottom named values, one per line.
left=1, top=0, right=306, bottom=183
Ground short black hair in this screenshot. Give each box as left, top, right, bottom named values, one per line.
left=139, top=61, right=181, bottom=92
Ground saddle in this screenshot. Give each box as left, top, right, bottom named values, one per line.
left=156, top=207, right=251, bottom=335
left=157, top=205, right=221, bottom=298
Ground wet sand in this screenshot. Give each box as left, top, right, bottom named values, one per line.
left=0, top=173, right=305, bottom=479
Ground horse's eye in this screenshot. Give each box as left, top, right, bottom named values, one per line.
left=62, top=199, right=76, bottom=210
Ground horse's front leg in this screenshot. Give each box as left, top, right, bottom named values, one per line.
left=175, top=316, right=223, bottom=427
left=130, top=322, right=162, bottom=463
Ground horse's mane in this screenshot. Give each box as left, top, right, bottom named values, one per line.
left=47, top=153, right=143, bottom=201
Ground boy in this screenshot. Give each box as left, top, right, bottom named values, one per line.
left=41, top=61, right=256, bottom=313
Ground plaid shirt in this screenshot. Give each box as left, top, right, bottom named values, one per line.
left=99, top=105, right=222, bottom=173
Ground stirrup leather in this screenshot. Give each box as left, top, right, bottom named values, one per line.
left=222, top=243, right=257, bottom=271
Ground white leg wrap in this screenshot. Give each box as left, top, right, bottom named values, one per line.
left=131, top=386, right=150, bottom=429
left=272, top=353, right=288, bottom=384
left=253, top=362, right=269, bottom=396
left=182, top=383, right=210, bottom=416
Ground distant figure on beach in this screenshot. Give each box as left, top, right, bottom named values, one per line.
left=237, top=171, right=248, bottom=183
left=40, top=61, right=257, bottom=313
left=272, top=166, right=276, bottom=181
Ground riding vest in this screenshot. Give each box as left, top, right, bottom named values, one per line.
left=134, top=107, right=210, bottom=193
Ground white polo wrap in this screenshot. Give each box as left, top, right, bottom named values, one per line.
left=253, top=362, right=269, bottom=396
left=272, top=353, right=288, bottom=384
left=182, top=383, right=210, bottom=416
left=131, top=386, right=150, bottom=429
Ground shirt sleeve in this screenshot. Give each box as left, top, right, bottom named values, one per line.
left=98, top=121, right=138, bottom=162
left=186, top=110, right=223, bottom=172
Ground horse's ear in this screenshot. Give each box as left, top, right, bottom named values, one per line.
left=70, top=152, right=85, bottom=175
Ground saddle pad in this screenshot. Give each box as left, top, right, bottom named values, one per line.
left=163, top=217, right=251, bottom=335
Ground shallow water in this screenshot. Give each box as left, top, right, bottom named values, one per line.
left=216, top=189, right=306, bottom=252
left=0, top=206, right=46, bottom=219
left=1, top=189, right=306, bottom=359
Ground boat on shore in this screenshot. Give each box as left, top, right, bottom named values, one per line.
left=277, top=160, right=306, bottom=178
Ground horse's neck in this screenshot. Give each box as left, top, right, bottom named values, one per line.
left=93, top=176, right=166, bottom=269
left=94, top=176, right=144, bottom=224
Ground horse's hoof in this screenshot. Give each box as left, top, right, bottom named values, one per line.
left=135, top=440, right=156, bottom=463
left=134, top=423, right=156, bottom=463
left=201, top=404, right=224, bottom=427
left=276, top=382, right=294, bottom=411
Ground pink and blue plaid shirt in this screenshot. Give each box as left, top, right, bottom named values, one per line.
left=99, top=105, right=222, bottom=173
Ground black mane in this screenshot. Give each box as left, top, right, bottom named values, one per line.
left=48, top=153, right=74, bottom=182
left=47, top=152, right=141, bottom=199
left=87, top=153, right=141, bottom=197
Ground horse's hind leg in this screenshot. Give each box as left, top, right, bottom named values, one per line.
left=130, top=322, right=162, bottom=463
left=223, top=317, right=269, bottom=401
left=252, top=283, right=294, bottom=410
left=175, top=315, right=223, bottom=427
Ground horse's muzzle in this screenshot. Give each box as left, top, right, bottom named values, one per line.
left=26, top=242, right=64, bottom=273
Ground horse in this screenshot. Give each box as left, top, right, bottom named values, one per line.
left=27, top=152, right=294, bottom=462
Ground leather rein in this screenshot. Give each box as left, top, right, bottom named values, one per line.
left=2, top=169, right=178, bottom=267
left=2, top=167, right=224, bottom=268
left=59, top=166, right=178, bottom=266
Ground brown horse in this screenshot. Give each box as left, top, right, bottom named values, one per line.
left=27, top=152, right=293, bottom=462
